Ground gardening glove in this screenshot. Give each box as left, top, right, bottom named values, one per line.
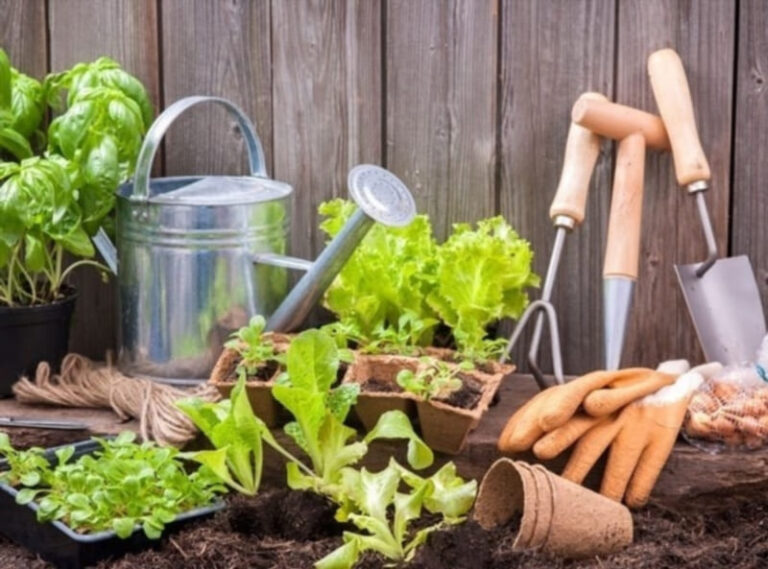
left=562, top=360, right=721, bottom=508
left=498, top=367, right=675, bottom=453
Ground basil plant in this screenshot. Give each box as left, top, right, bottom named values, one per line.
left=0, top=51, right=152, bottom=306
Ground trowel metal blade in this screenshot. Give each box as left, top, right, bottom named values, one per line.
left=675, top=255, right=766, bottom=364
left=603, top=277, right=635, bottom=370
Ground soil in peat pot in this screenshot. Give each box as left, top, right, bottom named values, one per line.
left=363, top=376, right=405, bottom=393
left=436, top=372, right=483, bottom=410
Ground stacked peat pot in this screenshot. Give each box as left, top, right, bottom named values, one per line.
left=344, top=349, right=512, bottom=454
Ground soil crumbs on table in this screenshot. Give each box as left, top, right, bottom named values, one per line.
left=1, top=479, right=767, bottom=568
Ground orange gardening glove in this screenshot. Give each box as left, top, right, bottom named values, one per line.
left=562, top=361, right=721, bottom=508
left=498, top=367, right=675, bottom=454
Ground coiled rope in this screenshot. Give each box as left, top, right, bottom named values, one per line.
left=13, top=354, right=219, bottom=447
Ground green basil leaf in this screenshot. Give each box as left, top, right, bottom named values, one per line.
left=23, top=233, right=45, bottom=272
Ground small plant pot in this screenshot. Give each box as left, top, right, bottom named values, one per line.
left=474, top=459, right=633, bottom=559
left=209, top=346, right=283, bottom=427
left=416, top=365, right=506, bottom=454
left=0, top=291, right=77, bottom=397
left=0, top=440, right=224, bottom=569
left=342, top=354, right=419, bottom=431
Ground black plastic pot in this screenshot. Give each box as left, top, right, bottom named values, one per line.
left=0, top=439, right=225, bottom=569
left=0, top=291, right=77, bottom=397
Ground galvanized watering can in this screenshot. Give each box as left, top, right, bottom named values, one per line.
left=95, top=96, right=416, bottom=384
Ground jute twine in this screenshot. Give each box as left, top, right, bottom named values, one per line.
left=12, top=354, right=220, bottom=447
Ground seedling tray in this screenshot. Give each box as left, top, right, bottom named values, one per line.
left=0, top=439, right=225, bottom=569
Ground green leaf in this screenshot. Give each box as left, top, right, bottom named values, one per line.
left=59, top=225, right=94, bottom=257
left=314, top=538, right=360, bottom=569
left=422, top=462, right=477, bottom=519
left=55, top=446, right=74, bottom=466
left=23, top=233, right=45, bottom=272
left=19, top=471, right=41, bottom=487
left=112, top=517, right=135, bottom=539
left=285, top=329, right=339, bottom=393
left=15, top=488, right=39, bottom=505
left=0, top=49, right=11, bottom=109
left=0, top=127, right=32, bottom=160
left=364, top=411, right=433, bottom=470
left=142, top=519, right=164, bottom=540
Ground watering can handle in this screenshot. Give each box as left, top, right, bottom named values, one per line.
left=131, top=96, right=268, bottom=201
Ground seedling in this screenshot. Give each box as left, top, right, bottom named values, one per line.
left=316, top=459, right=477, bottom=569
left=0, top=432, right=225, bottom=539
left=225, top=315, right=284, bottom=380
left=396, top=358, right=474, bottom=401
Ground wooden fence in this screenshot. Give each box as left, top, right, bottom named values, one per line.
left=1, top=0, right=766, bottom=374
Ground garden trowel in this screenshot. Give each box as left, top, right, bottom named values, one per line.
left=603, top=133, right=646, bottom=370
left=648, top=48, right=766, bottom=364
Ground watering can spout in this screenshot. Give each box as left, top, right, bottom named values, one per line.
left=92, top=227, right=119, bottom=274
left=263, top=165, right=417, bottom=333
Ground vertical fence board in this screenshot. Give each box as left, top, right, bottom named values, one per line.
left=48, top=0, right=160, bottom=359
left=161, top=0, right=272, bottom=176
left=732, top=0, right=768, bottom=314
left=498, top=0, right=615, bottom=374
left=272, top=0, right=382, bottom=259
left=386, top=0, right=497, bottom=240
left=0, top=0, right=47, bottom=76
left=616, top=0, right=736, bottom=367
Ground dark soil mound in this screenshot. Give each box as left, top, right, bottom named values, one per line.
left=228, top=488, right=342, bottom=541
left=438, top=374, right=483, bottom=409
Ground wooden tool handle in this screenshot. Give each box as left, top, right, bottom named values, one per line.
left=549, top=92, right=607, bottom=225
left=604, top=133, right=646, bottom=279
left=571, top=98, right=670, bottom=151
left=647, top=48, right=711, bottom=185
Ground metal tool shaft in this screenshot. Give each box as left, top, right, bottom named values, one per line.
left=527, top=226, right=568, bottom=374
left=266, top=208, right=373, bottom=332
left=603, top=277, right=635, bottom=370
left=689, top=186, right=718, bottom=278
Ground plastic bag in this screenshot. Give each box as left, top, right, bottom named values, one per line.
left=683, top=335, right=768, bottom=452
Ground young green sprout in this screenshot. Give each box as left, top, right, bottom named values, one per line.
left=396, top=357, right=474, bottom=401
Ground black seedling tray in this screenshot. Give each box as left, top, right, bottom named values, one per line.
left=0, top=439, right=225, bottom=569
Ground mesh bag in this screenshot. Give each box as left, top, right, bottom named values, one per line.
left=683, top=336, right=768, bottom=452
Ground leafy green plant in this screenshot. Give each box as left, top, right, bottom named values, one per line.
left=319, top=202, right=539, bottom=362
left=319, top=199, right=440, bottom=346
left=316, top=459, right=477, bottom=569
left=180, top=329, right=433, bottom=501
left=396, top=357, right=473, bottom=401
left=0, top=432, right=226, bottom=539
left=225, top=315, right=284, bottom=380
left=271, top=330, right=433, bottom=498
left=0, top=51, right=152, bottom=307
left=427, top=216, right=539, bottom=360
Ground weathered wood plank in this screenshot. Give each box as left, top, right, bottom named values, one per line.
left=498, top=0, right=616, bottom=374
left=386, top=0, right=498, bottom=241
left=160, top=0, right=273, bottom=176
left=47, top=0, right=161, bottom=360
left=732, top=1, right=768, bottom=314
left=616, top=0, right=736, bottom=368
left=272, top=0, right=382, bottom=260
left=0, top=0, right=47, bottom=77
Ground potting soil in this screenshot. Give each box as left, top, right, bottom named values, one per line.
left=438, top=373, right=483, bottom=409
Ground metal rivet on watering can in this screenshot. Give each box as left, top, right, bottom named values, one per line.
left=262, top=164, right=417, bottom=333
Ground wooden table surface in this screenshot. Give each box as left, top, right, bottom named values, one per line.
left=2, top=374, right=767, bottom=506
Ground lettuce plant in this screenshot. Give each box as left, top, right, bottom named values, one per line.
left=319, top=201, right=539, bottom=362
left=0, top=432, right=226, bottom=539
left=0, top=51, right=152, bottom=306
left=427, top=216, right=539, bottom=360
left=225, top=315, right=284, bottom=380
left=396, top=358, right=473, bottom=401
left=181, top=329, right=433, bottom=501
left=319, top=199, right=440, bottom=346
left=316, top=460, right=477, bottom=569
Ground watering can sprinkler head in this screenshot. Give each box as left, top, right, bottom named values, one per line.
left=263, top=164, right=417, bottom=333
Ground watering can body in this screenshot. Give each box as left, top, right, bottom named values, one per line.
left=97, top=96, right=417, bottom=385
left=101, top=97, right=293, bottom=384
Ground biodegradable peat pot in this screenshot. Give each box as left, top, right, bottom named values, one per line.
left=342, top=354, right=419, bottom=431
left=474, top=459, right=633, bottom=559
left=208, top=346, right=283, bottom=427
left=416, top=364, right=507, bottom=454
left=0, top=291, right=77, bottom=397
